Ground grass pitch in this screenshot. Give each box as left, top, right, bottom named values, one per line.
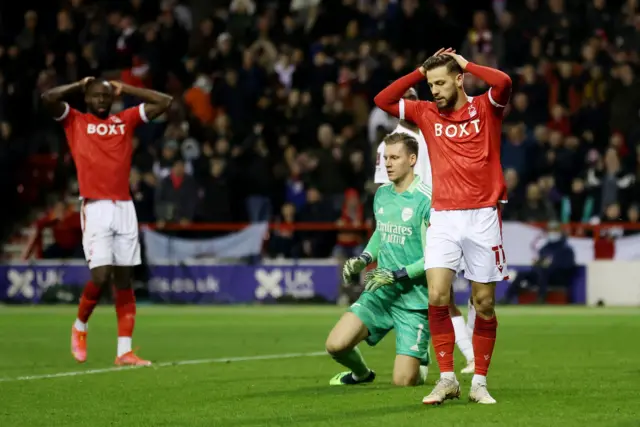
left=0, top=305, right=638, bottom=426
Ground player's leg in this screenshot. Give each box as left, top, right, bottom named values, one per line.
left=448, top=287, right=474, bottom=374
left=325, top=312, right=372, bottom=384
left=112, top=201, right=150, bottom=366
left=325, top=292, right=391, bottom=385
left=469, top=281, right=497, bottom=404
left=462, top=206, right=507, bottom=404
left=71, top=200, right=114, bottom=362
left=391, top=307, right=430, bottom=387
left=422, top=210, right=462, bottom=404
left=467, top=295, right=476, bottom=335
left=459, top=257, right=477, bottom=336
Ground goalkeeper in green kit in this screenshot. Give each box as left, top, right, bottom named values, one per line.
left=325, top=132, right=432, bottom=386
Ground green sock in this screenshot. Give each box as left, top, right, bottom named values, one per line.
left=331, top=346, right=370, bottom=378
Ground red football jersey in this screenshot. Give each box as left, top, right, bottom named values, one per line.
left=401, top=92, right=507, bottom=210
left=55, top=103, right=149, bottom=200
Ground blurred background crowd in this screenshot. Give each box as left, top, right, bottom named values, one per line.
left=0, top=0, right=639, bottom=259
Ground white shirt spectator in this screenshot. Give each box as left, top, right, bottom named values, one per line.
left=368, top=106, right=397, bottom=145
left=374, top=123, right=432, bottom=188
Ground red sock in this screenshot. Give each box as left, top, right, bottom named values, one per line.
left=115, top=288, right=136, bottom=337
left=77, top=281, right=102, bottom=323
left=428, top=304, right=455, bottom=373
left=473, top=315, right=498, bottom=376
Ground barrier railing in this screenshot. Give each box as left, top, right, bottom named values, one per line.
left=141, top=221, right=640, bottom=239
left=23, top=221, right=640, bottom=260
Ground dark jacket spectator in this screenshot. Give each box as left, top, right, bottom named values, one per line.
left=155, top=160, right=198, bottom=223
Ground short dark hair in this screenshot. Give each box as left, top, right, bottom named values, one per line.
left=384, top=132, right=418, bottom=157
left=85, top=78, right=111, bottom=93
left=422, top=55, right=463, bottom=75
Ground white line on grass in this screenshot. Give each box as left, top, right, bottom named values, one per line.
left=0, top=351, right=327, bottom=383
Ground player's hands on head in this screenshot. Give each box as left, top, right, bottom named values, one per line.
left=109, top=81, right=123, bottom=96
left=364, top=268, right=395, bottom=292
left=440, top=50, right=469, bottom=70
left=80, top=77, right=95, bottom=91
left=419, top=47, right=454, bottom=76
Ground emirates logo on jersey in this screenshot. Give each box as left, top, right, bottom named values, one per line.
left=87, top=123, right=126, bottom=136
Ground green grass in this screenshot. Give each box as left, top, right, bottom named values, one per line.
left=0, top=305, right=639, bottom=427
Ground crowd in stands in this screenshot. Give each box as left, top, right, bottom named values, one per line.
left=1, top=0, right=640, bottom=257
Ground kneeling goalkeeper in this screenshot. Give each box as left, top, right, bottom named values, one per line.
left=325, top=132, right=432, bottom=386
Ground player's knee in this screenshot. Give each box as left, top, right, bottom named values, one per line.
left=325, top=336, right=351, bottom=356
left=90, top=267, right=111, bottom=288
left=429, top=287, right=450, bottom=305
left=473, top=295, right=495, bottom=317
left=392, top=371, right=419, bottom=387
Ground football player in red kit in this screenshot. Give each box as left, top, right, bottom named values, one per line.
left=42, top=77, right=172, bottom=365
left=375, top=48, right=512, bottom=404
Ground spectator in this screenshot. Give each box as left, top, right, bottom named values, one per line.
left=609, top=63, right=640, bottom=136
left=297, top=187, right=336, bottom=258
left=130, top=168, right=156, bottom=223
left=625, top=203, right=640, bottom=235
left=590, top=148, right=635, bottom=214
left=502, top=221, right=576, bottom=304
left=502, top=123, right=530, bottom=179
left=197, top=157, right=233, bottom=223
left=238, top=124, right=273, bottom=222
left=547, top=104, right=571, bottom=136
left=269, top=203, right=297, bottom=258
left=501, top=168, right=523, bottom=221
left=517, top=182, right=557, bottom=222
left=23, top=200, right=82, bottom=260
left=333, top=188, right=364, bottom=259
left=183, top=73, right=216, bottom=125
left=561, top=177, right=595, bottom=224
left=154, top=159, right=198, bottom=226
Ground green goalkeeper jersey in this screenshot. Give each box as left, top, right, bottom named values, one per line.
left=363, top=175, right=431, bottom=310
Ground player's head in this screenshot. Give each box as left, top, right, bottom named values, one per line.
left=84, top=78, right=115, bottom=119
left=422, top=55, right=464, bottom=110
left=383, top=132, right=418, bottom=183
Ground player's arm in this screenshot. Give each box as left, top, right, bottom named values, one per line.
left=373, top=71, right=425, bottom=123
left=442, top=52, right=512, bottom=108
left=112, top=82, right=173, bottom=121
left=466, top=62, right=512, bottom=108
left=374, top=48, right=454, bottom=123
left=365, top=200, right=430, bottom=291
left=40, top=77, right=92, bottom=120
left=362, top=229, right=380, bottom=262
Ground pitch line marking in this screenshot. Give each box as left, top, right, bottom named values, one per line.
left=0, top=351, right=327, bottom=383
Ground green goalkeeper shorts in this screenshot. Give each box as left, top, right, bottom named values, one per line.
left=349, top=291, right=430, bottom=364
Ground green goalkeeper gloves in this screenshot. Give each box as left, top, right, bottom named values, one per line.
left=364, top=267, right=409, bottom=292
left=342, top=253, right=373, bottom=284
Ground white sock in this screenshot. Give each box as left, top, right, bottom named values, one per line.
left=440, top=371, right=456, bottom=381
left=467, top=298, right=476, bottom=336
left=452, top=315, right=474, bottom=362
left=74, top=319, right=87, bottom=332
left=417, top=365, right=429, bottom=385
left=472, top=374, right=487, bottom=387
left=117, top=337, right=132, bottom=357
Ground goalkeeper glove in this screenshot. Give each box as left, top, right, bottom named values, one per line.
left=342, top=253, right=373, bottom=284
left=364, top=267, right=409, bottom=292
